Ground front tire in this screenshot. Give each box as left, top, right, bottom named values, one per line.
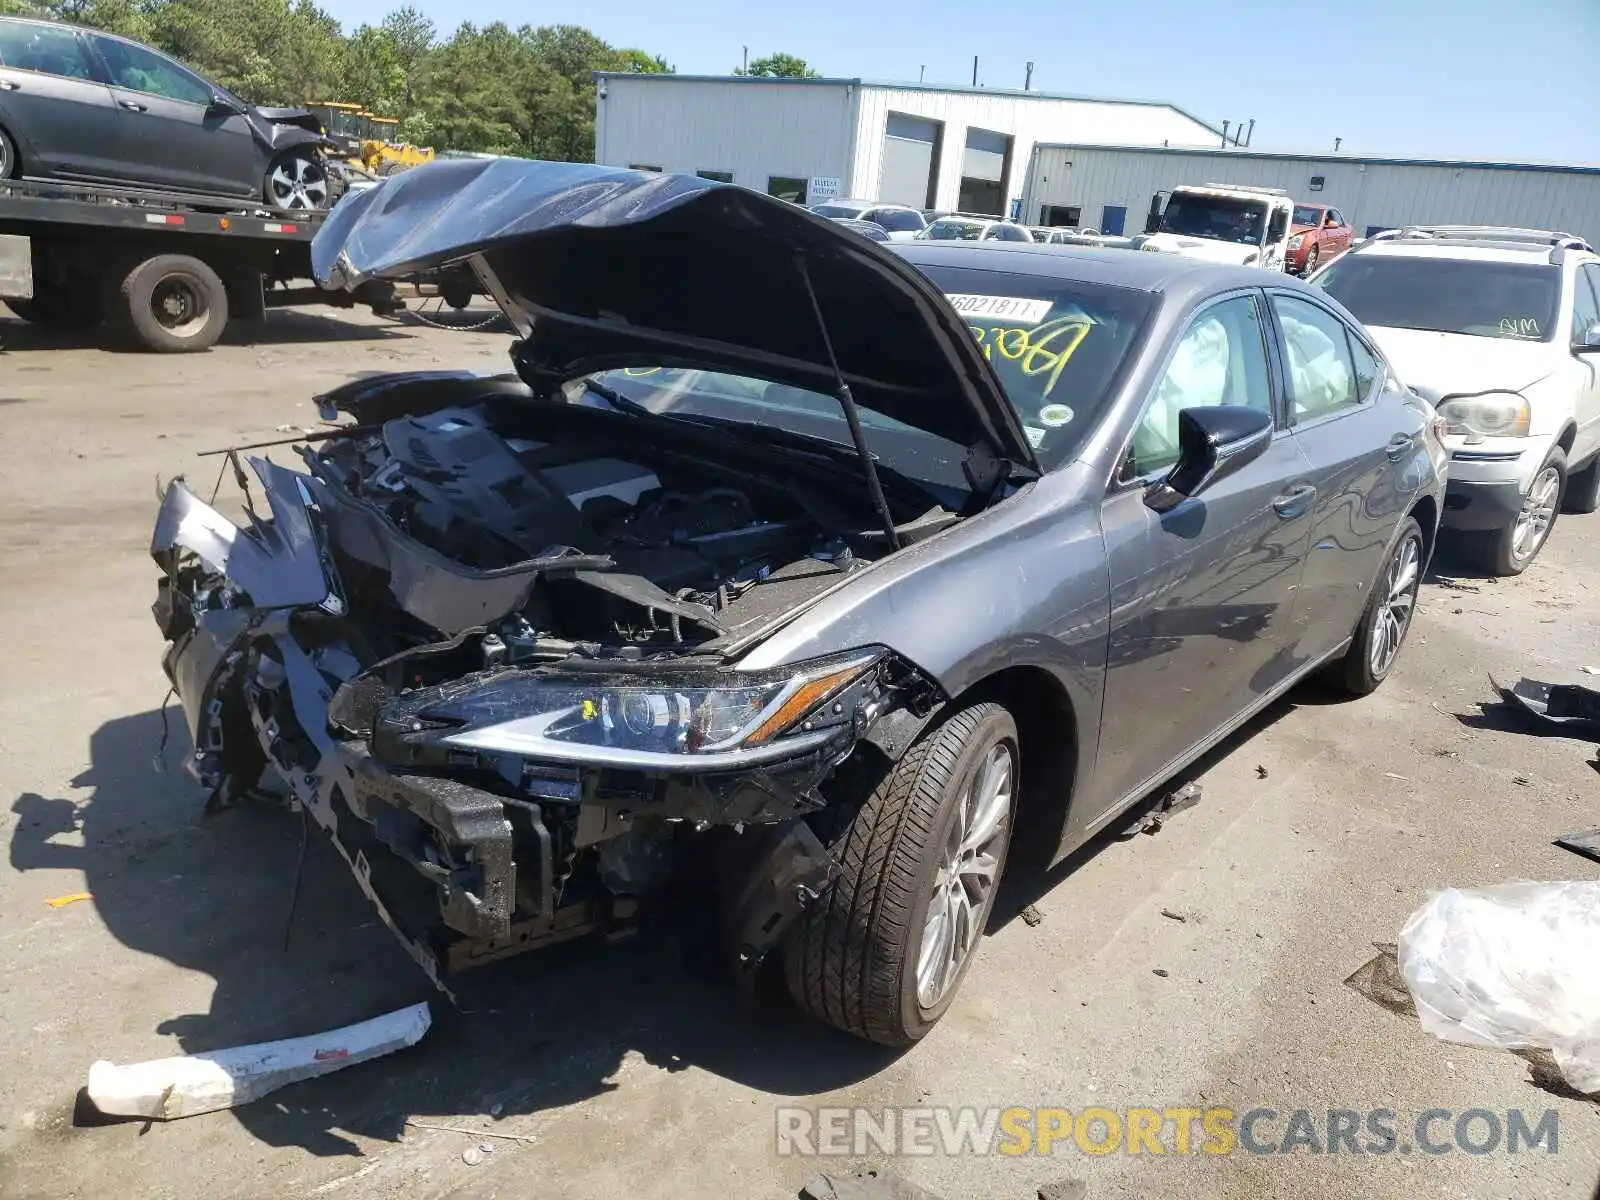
left=785, top=702, right=1018, bottom=1045
left=1471, top=448, right=1565, bottom=576
left=1300, top=244, right=1320, bottom=278
left=1329, top=516, right=1424, bottom=696
left=264, top=150, right=330, bottom=209
left=0, top=124, right=17, bottom=179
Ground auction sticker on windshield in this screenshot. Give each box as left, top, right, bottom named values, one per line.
left=945, top=294, right=1053, bottom=324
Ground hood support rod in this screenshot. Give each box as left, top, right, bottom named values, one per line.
left=794, top=252, right=901, bottom=551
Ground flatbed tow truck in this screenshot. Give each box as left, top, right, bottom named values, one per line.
left=0, top=178, right=401, bottom=352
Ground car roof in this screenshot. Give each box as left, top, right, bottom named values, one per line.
left=1347, top=241, right=1576, bottom=266
left=893, top=240, right=1324, bottom=300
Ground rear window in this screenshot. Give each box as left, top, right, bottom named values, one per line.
left=926, top=219, right=984, bottom=241
left=919, top=263, right=1155, bottom=468
left=870, top=209, right=926, bottom=234
left=1316, top=255, right=1560, bottom=342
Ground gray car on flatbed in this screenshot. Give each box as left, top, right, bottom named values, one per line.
left=150, top=161, right=1446, bottom=1045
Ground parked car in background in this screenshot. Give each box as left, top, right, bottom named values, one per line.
left=1287, top=204, right=1354, bottom=276
left=1314, top=225, right=1600, bottom=574
left=829, top=217, right=892, bottom=242
left=808, top=198, right=927, bottom=240
left=0, top=15, right=333, bottom=207
left=150, top=160, right=1444, bottom=1049
left=922, top=215, right=1034, bottom=243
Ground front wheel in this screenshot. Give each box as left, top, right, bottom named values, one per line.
left=1300, top=244, right=1320, bottom=278
left=1471, top=449, right=1565, bottom=576
left=264, top=150, right=330, bottom=209
left=785, top=702, right=1018, bottom=1045
left=1329, top=516, right=1424, bottom=696
left=0, top=124, right=18, bottom=179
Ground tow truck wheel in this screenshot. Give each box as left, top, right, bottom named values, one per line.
left=785, top=701, right=1018, bottom=1045
left=113, top=255, right=228, bottom=352
left=0, top=125, right=17, bottom=179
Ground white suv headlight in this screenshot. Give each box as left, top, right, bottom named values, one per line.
left=1436, top=391, right=1531, bottom=439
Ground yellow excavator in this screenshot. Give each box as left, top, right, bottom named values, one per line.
left=305, top=102, right=434, bottom=176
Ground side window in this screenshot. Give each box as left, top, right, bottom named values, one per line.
left=1272, top=294, right=1359, bottom=421
left=0, top=22, right=94, bottom=80
left=1330, top=209, right=1346, bottom=227
left=1570, top=266, right=1600, bottom=344
left=1126, top=294, right=1274, bottom=478
left=93, top=36, right=212, bottom=105
left=1346, top=329, right=1382, bottom=401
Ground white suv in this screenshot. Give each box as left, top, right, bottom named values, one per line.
left=1313, top=227, right=1600, bottom=574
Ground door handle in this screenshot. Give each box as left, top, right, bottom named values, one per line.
left=1272, top=483, right=1317, bottom=519
left=1385, top=433, right=1415, bottom=461
left=119, top=99, right=148, bottom=112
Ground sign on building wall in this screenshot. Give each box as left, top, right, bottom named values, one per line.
left=808, top=177, right=842, bottom=203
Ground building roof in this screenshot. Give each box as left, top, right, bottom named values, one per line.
left=1032, top=141, right=1600, bottom=176
left=592, top=73, right=1222, bottom=138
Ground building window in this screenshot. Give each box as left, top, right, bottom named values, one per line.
left=1040, top=205, right=1081, bottom=228
left=767, top=176, right=808, bottom=204
left=1308, top=175, right=1325, bottom=191
left=697, top=170, right=733, bottom=183
left=629, top=163, right=663, bottom=173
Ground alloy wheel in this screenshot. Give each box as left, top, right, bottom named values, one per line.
left=268, top=156, right=329, bottom=209
left=1511, top=465, right=1561, bottom=565
left=915, top=741, right=1013, bottom=1010
left=1369, top=529, right=1421, bottom=677
left=1301, top=245, right=1319, bottom=278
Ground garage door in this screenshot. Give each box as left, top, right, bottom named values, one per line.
left=879, top=114, right=940, bottom=208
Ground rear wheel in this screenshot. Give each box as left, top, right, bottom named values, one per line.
left=111, top=254, right=228, bottom=353
left=1471, top=449, right=1565, bottom=576
left=785, top=702, right=1018, bottom=1045
left=264, top=150, right=330, bottom=209
left=1329, top=516, right=1424, bottom=696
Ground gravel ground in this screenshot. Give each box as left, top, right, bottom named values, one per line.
left=0, top=304, right=1596, bottom=1200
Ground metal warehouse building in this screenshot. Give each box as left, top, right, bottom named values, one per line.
left=1020, top=144, right=1600, bottom=242
left=593, top=74, right=1221, bottom=215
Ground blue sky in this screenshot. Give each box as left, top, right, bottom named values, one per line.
left=327, top=0, right=1600, bottom=163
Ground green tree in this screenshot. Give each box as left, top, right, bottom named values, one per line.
left=736, top=52, right=818, bottom=78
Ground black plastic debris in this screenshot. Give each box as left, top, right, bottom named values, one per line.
left=800, top=1170, right=947, bottom=1200
left=1343, top=942, right=1416, bottom=1018
left=1494, top=676, right=1600, bottom=740
left=1555, top=828, right=1600, bottom=866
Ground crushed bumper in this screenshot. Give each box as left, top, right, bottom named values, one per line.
left=150, top=466, right=855, bottom=993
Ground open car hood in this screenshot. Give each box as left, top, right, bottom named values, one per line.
left=310, top=158, right=1039, bottom=470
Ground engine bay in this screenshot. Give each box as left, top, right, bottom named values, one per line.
left=301, top=400, right=893, bottom=653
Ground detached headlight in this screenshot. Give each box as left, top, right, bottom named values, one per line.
left=1436, top=391, right=1531, bottom=440
left=410, top=649, right=886, bottom=768
left=1288, top=234, right=1305, bottom=249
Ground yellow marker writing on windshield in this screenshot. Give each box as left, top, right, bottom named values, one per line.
left=969, top=316, right=1093, bottom=399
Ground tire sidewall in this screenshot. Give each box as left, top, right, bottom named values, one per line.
left=1496, top=447, right=1566, bottom=573
left=1345, top=516, right=1424, bottom=692
left=895, top=706, right=1019, bottom=1040
left=0, top=125, right=16, bottom=179
left=121, top=256, right=228, bottom=352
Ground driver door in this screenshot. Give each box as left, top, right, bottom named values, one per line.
left=1087, top=291, right=1315, bottom=830
left=86, top=33, right=259, bottom=197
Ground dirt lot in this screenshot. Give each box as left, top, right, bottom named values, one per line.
left=0, top=305, right=1597, bottom=1200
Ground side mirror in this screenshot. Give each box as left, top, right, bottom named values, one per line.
left=210, top=92, right=244, bottom=115
left=1575, top=322, right=1600, bottom=354
left=1144, top=405, right=1274, bottom=513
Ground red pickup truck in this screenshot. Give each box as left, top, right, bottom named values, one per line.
left=1287, top=204, right=1354, bottom=276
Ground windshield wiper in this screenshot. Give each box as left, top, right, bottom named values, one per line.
left=581, top=376, right=654, bottom=417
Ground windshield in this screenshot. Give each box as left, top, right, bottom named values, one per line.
left=926, top=219, right=985, bottom=241
left=1159, top=195, right=1268, bottom=245
left=1292, top=205, right=1323, bottom=227
left=874, top=209, right=925, bottom=233
left=919, top=262, right=1155, bottom=467
left=1315, top=255, right=1560, bottom=342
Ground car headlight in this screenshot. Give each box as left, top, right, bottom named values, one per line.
left=408, top=649, right=887, bottom=768
left=1288, top=234, right=1304, bottom=249
left=1436, top=391, right=1531, bottom=439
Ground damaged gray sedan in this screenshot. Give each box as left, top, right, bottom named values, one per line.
left=151, top=160, right=1446, bottom=1045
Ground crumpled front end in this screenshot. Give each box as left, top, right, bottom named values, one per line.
left=151, top=428, right=936, bottom=991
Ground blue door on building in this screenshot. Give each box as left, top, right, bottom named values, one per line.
left=1101, top=205, right=1127, bottom=235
